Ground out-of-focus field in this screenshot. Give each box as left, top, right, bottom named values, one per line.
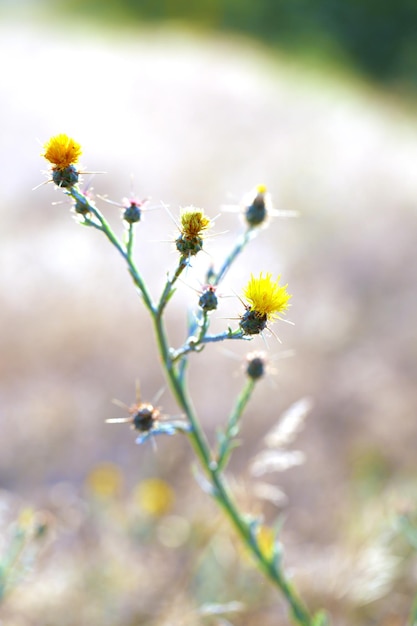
left=1, top=14, right=417, bottom=626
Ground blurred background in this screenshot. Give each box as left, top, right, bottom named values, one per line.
left=1, top=1, right=417, bottom=624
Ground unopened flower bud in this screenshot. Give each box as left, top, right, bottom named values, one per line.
left=123, top=202, right=142, bottom=223
left=74, top=194, right=91, bottom=215
left=246, top=352, right=267, bottom=380
left=245, top=185, right=267, bottom=227
left=132, top=404, right=160, bottom=432
left=198, top=285, right=218, bottom=311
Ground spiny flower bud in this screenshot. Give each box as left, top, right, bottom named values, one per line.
left=123, top=201, right=142, bottom=224
left=245, top=184, right=268, bottom=227
left=74, top=193, right=91, bottom=215
left=245, top=351, right=267, bottom=380
left=131, top=403, right=160, bottom=431
left=106, top=385, right=191, bottom=445
left=198, top=285, right=218, bottom=311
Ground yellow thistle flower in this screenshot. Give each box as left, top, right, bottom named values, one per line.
left=244, top=272, right=291, bottom=320
left=42, top=134, right=82, bottom=170
left=180, top=207, right=211, bottom=238
left=176, top=207, right=211, bottom=257
left=240, top=272, right=291, bottom=335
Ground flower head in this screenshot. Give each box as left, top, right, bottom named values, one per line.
left=122, top=200, right=144, bottom=224
left=176, top=207, right=211, bottom=257
left=244, top=272, right=291, bottom=320
left=42, top=134, right=82, bottom=170
left=86, top=462, right=124, bottom=499
left=244, top=184, right=269, bottom=227
left=256, top=525, right=276, bottom=561
left=240, top=272, right=291, bottom=335
left=134, top=478, right=174, bottom=517
left=106, top=397, right=191, bottom=445
left=180, top=207, right=211, bottom=238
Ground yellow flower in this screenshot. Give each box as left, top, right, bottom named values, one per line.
left=86, top=462, right=124, bottom=499
left=134, top=478, right=175, bottom=517
left=18, top=507, right=35, bottom=530
left=243, top=272, right=291, bottom=321
left=240, top=272, right=291, bottom=335
left=180, top=207, right=211, bottom=238
left=257, top=525, right=276, bottom=561
left=176, top=207, right=211, bottom=257
left=42, top=134, right=82, bottom=170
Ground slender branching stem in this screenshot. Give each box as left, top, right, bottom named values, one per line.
left=208, top=468, right=312, bottom=626
left=69, top=187, right=155, bottom=314
left=151, top=312, right=213, bottom=469
left=126, top=222, right=134, bottom=259
left=171, top=329, right=247, bottom=362
left=156, top=257, right=188, bottom=318
left=49, top=177, right=315, bottom=625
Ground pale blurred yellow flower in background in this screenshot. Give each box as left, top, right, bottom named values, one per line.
left=134, top=478, right=175, bottom=517
left=86, top=462, right=124, bottom=499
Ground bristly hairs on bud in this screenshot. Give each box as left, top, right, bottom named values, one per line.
left=106, top=384, right=191, bottom=445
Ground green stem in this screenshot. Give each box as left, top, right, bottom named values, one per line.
left=196, top=310, right=210, bottom=343
left=157, top=257, right=188, bottom=318
left=69, top=187, right=155, bottom=314
left=151, top=312, right=312, bottom=625
left=209, top=470, right=312, bottom=626
left=65, top=186, right=313, bottom=625
left=171, top=329, right=247, bottom=362
left=228, top=377, right=255, bottom=431
left=126, top=222, right=134, bottom=258
left=216, top=378, right=256, bottom=471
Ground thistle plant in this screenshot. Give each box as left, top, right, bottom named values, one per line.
left=40, top=133, right=328, bottom=626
